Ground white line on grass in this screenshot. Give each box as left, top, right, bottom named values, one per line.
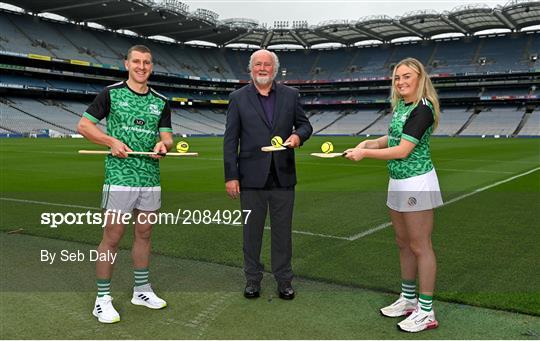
left=0, top=197, right=348, bottom=240
left=347, top=222, right=393, bottom=241
left=347, top=166, right=540, bottom=241
left=2, top=166, right=538, bottom=242
left=0, top=198, right=97, bottom=210
left=438, top=166, right=540, bottom=206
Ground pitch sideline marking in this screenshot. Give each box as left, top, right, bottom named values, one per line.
left=1, top=166, right=538, bottom=242
left=346, top=166, right=540, bottom=241
left=0, top=197, right=348, bottom=240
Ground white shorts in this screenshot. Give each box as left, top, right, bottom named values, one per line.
left=101, top=185, right=161, bottom=213
left=386, top=169, right=443, bottom=212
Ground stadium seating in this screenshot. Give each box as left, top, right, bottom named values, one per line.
left=430, top=38, right=481, bottom=74
left=0, top=73, right=49, bottom=88
left=308, top=110, right=344, bottom=133
left=2, top=11, right=538, bottom=80
left=476, top=35, right=530, bottom=72
left=322, top=109, right=382, bottom=135
left=361, top=111, right=393, bottom=135
left=0, top=98, right=73, bottom=134
left=172, top=108, right=224, bottom=135
left=0, top=13, right=51, bottom=56
left=0, top=10, right=538, bottom=138
left=482, top=87, right=530, bottom=97
left=435, top=107, right=473, bottom=136
left=517, top=109, right=540, bottom=136
left=8, top=97, right=78, bottom=132
left=386, top=41, right=433, bottom=68
left=460, top=106, right=525, bottom=136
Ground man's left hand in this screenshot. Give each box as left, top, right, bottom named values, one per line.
left=151, top=141, right=168, bottom=159
left=284, top=134, right=301, bottom=148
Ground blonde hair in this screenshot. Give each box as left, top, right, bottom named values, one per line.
left=390, top=58, right=440, bottom=130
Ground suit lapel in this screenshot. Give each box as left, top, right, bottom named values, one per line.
left=247, top=84, right=271, bottom=129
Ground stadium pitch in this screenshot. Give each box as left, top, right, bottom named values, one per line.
left=1, top=136, right=539, bottom=339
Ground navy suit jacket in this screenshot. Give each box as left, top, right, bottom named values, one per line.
left=223, top=82, right=313, bottom=188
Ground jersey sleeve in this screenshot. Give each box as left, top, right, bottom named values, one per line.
left=402, top=104, right=434, bottom=144
left=83, top=88, right=110, bottom=123
left=158, top=101, right=173, bottom=133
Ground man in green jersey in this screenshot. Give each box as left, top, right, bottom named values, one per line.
left=77, top=45, right=173, bottom=324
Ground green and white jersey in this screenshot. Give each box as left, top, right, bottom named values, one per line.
left=84, top=81, right=173, bottom=187
left=387, top=98, right=435, bottom=180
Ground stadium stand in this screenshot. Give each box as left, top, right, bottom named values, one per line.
left=0, top=12, right=50, bottom=56
left=430, top=38, right=482, bottom=74
left=476, top=34, right=530, bottom=72
left=460, top=106, right=525, bottom=136
left=322, top=109, right=382, bottom=135
left=198, top=108, right=227, bottom=125
left=482, top=87, right=531, bottom=97
left=8, top=97, right=77, bottom=133
left=0, top=98, right=73, bottom=134
left=0, top=73, right=49, bottom=88
left=434, top=107, right=474, bottom=136
left=2, top=11, right=539, bottom=80
left=361, top=111, right=393, bottom=136
left=438, top=89, right=480, bottom=99
left=0, top=1, right=538, bottom=138
left=386, top=41, right=433, bottom=68
left=517, top=109, right=540, bottom=136
left=172, top=108, right=224, bottom=135
left=308, top=110, right=344, bottom=133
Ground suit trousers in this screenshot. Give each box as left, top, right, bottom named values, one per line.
left=240, top=174, right=295, bottom=283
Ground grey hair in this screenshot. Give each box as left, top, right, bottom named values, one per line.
left=248, top=49, right=280, bottom=79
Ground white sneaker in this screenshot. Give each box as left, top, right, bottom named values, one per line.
left=380, top=294, right=417, bottom=317
left=131, top=283, right=167, bottom=309
left=92, top=295, right=120, bottom=323
left=397, top=306, right=439, bottom=332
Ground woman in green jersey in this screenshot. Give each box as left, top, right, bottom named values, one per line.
left=345, top=58, right=443, bottom=333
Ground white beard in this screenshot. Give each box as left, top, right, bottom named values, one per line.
left=254, top=76, right=272, bottom=86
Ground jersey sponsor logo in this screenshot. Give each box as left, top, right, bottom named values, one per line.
left=134, top=118, right=145, bottom=126
left=149, top=104, right=160, bottom=116
left=119, top=101, right=129, bottom=107
left=122, top=125, right=155, bottom=135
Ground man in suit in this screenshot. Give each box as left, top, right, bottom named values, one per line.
left=223, top=49, right=312, bottom=300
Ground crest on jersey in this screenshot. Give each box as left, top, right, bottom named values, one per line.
left=149, top=104, right=160, bottom=115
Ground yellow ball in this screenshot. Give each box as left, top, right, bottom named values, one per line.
left=176, top=141, right=189, bottom=153
left=321, top=141, right=334, bottom=154
left=271, top=136, right=283, bottom=147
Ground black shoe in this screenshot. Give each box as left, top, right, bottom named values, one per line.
left=244, top=280, right=261, bottom=298
left=278, top=281, right=295, bottom=300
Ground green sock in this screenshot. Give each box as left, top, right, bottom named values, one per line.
left=419, top=293, right=433, bottom=312
left=134, top=268, right=149, bottom=287
left=401, top=279, right=416, bottom=300
left=97, top=278, right=111, bottom=297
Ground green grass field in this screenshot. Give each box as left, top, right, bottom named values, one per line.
left=1, top=136, right=539, bottom=339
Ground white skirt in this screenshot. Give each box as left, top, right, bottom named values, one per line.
left=386, top=168, right=443, bottom=212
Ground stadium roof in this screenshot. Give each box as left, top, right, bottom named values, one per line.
left=4, top=0, right=540, bottom=47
